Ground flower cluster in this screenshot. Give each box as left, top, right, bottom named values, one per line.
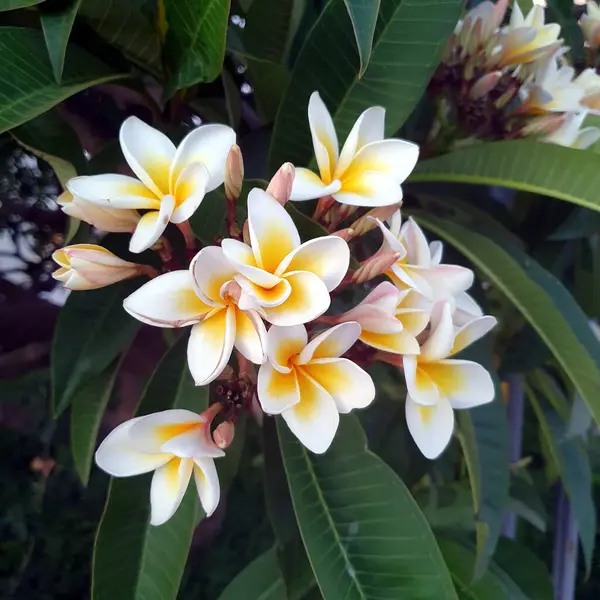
left=431, top=0, right=600, bottom=150
left=53, top=92, right=496, bottom=525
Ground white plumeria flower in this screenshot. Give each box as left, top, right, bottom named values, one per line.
left=52, top=244, right=148, bottom=290
left=68, top=117, right=236, bottom=253
left=374, top=210, right=474, bottom=301
left=257, top=323, right=375, bottom=453
left=57, top=190, right=140, bottom=233
left=123, top=246, right=266, bottom=385
left=289, top=91, right=419, bottom=207
left=404, top=303, right=497, bottom=459
left=221, top=188, right=349, bottom=326
left=575, top=68, right=600, bottom=112
left=95, top=408, right=224, bottom=525
left=543, top=111, right=600, bottom=149
left=580, top=1, right=600, bottom=49
left=334, top=281, right=429, bottom=355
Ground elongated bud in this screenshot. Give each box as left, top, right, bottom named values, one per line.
left=469, top=72, right=503, bottom=100
left=213, top=421, right=235, bottom=449
left=352, top=250, right=402, bottom=284
left=224, top=144, right=244, bottom=202
left=52, top=244, right=153, bottom=290
left=350, top=204, right=400, bottom=238
left=266, top=163, right=295, bottom=206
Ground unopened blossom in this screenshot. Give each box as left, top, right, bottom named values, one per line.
left=333, top=282, right=429, bottom=355
left=404, top=303, right=496, bottom=459
left=580, top=1, right=600, bottom=49
left=374, top=211, right=474, bottom=301
left=543, top=111, right=600, bottom=149
left=52, top=244, right=149, bottom=290
left=68, top=117, right=235, bottom=253
left=58, top=190, right=140, bottom=233
left=123, top=246, right=266, bottom=385
left=289, top=92, right=419, bottom=207
left=95, top=407, right=224, bottom=525
left=221, top=188, right=349, bottom=326
left=257, top=323, right=375, bottom=453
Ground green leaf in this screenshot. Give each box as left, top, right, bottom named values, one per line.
left=40, top=0, right=82, bottom=83
left=92, top=338, right=208, bottom=600
left=246, top=60, right=290, bottom=124
left=51, top=280, right=141, bottom=417
left=343, top=0, right=380, bottom=77
left=413, top=210, right=600, bottom=431
left=163, top=0, right=230, bottom=93
left=222, top=69, right=241, bottom=128
left=217, top=547, right=286, bottom=600
left=0, top=0, right=43, bottom=10
left=548, top=207, right=600, bottom=241
left=277, top=414, right=458, bottom=600
left=410, top=141, right=600, bottom=213
left=78, top=0, right=162, bottom=74
left=269, top=0, right=463, bottom=170
left=71, top=362, right=120, bottom=486
left=509, top=472, right=547, bottom=533
left=527, top=388, right=596, bottom=574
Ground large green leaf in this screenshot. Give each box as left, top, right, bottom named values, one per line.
left=40, top=0, right=82, bottom=83
left=343, top=0, right=380, bottom=76
left=277, top=414, right=458, bottom=600
left=527, top=388, right=596, bottom=574
left=163, top=0, right=230, bottom=93
left=51, top=280, right=141, bottom=417
left=269, top=0, right=463, bottom=170
left=410, top=141, right=600, bottom=213
left=71, top=362, right=120, bottom=485
left=92, top=338, right=208, bottom=600
left=0, top=0, right=43, bottom=10
left=413, top=210, right=600, bottom=431
left=0, top=27, right=122, bottom=133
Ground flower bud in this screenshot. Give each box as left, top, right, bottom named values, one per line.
left=224, top=144, right=244, bottom=202
left=580, top=2, right=600, bottom=50
left=469, top=72, right=503, bottom=100
left=266, top=162, right=295, bottom=206
left=351, top=205, right=400, bottom=237
left=352, top=250, right=402, bottom=284
left=58, top=190, right=140, bottom=233
left=52, top=244, right=151, bottom=290
left=213, top=421, right=235, bottom=449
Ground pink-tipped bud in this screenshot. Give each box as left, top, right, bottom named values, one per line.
left=225, top=145, right=244, bottom=202
left=266, top=163, right=295, bottom=206
left=213, top=421, right=235, bottom=449
left=350, top=204, right=400, bottom=238
left=352, top=250, right=402, bottom=284
left=469, top=72, right=503, bottom=100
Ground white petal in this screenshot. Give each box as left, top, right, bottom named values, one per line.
left=429, top=240, right=443, bottom=265
left=452, top=316, right=497, bottom=355
left=187, top=305, right=236, bottom=385
left=360, top=328, right=420, bottom=355
left=247, top=188, right=300, bottom=273
left=428, top=265, right=474, bottom=300
left=171, top=162, right=210, bottom=223
left=373, top=217, right=406, bottom=254
left=234, top=308, right=266, bottom=364
left=429, top=359, right=495, bottom=409
left=221, top=239, right=281, bottom=289
left=124, top=270, right=211, bottom=327
left=95, top=417, right=172, bottom=477
left=390, top=264, right=434, bottom=299
left=281, top=371, right=339, bottom=454
left=289, top=168, right=342, bottom=201
left=275, top=236, right=350, bottom=291
left=308, top=91, right=339, bottom=183
left=128, top=409, right=203, bottom=453
left=265, top=323, right=307, bottom=373
left=262, top=271, right=330, bottom=326
left=403, top=355, right=439, bottom=407
left=339, top=282, right=401, bottom=333
left=453, top=291, right=483, bottom=326
left=129, top=195, right=175, bottom=253
left=150, top=458, right=194, bottom=525
left=171, top=124, right=236, bottom=192
left=297, top=322, right=361, bottom=364
left=420, top=302, right=455, bottom=361
left=69, top=257, right=138, bottom=286
left=190, top=245, right=238, bottom=305
left=119, top=116, right=176, bottom=198
left=401, top=217, right=431, bottom=266
left=350, top=139, right=420, bottom=184
left=301, top=358, right=375, bottom=413
left=334, top=171, right=402, bottom=207
left=257, top=362, right=300, bottom=413
left=405, top=395, right=454, bottom=460
left=68, top=174, right=159, bottom=209
left=194, top=457, right=220, bottom=517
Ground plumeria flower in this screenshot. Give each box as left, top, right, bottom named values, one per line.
left=543, top=111, right=600, bottom=150
left=333, top=282, right=429, bottom=355
left=452, top=0, right=508, bottom=57
left=221, top=189, right=349, bottom=326
left=68, top=117, right=235, bottom=253
left=257, top=323, right=375, bottom=453
left=95, top=407, right=224, bottom=525
left=52, top=244, right=152, bottom=290
left=57, top=190, right=140, bottom=233
left=374, top=211, right=474, bottom=301
left=580, top=1, right=600, bottom=49
left=289, top=92, right=419, bottom=207
left=404, top=303, right=497, bottom=459
left=575, top=68, right=600, bottom=112
left=123, top=246, right=266, bottom=385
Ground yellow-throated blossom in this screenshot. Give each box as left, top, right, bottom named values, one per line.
left=289, top=92, right=419, bottom=207
left=221, top=188, right=350, bottom=325
left=95, top=407, right=224, bottom=525
left=123, top=246, right=266, bottom=385
left=580, top=1, right=600, bottom=49
left=403, top=303, right=496, bottom=459
left=257, top=323, right=375, bottom=453
left=52, top=244, right=149, bottom=290
left=57, top=190, right=140, bottom=233
left=68, top=117, right=235, bottom=253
